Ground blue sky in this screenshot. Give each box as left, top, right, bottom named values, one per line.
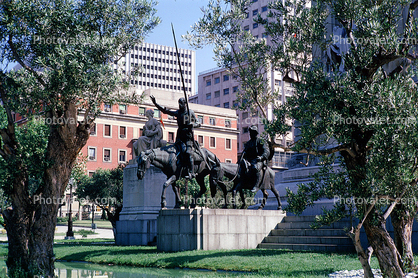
left=146, top=0, right=218, bottom=76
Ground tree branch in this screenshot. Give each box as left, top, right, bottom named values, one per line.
left=277, top=143, right=357, bottom=158
left=7, top=35, right=46, bottom=87
left=383, top=185, right=408, bottom=220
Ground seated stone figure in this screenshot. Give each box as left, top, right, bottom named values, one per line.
left=133, top=109, right=166, bottom=156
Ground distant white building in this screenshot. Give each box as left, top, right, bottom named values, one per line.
left=114, top=42, right=196, bottom=95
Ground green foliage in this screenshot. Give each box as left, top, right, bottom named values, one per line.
left=259, top=0, right=418, bottom=233
left=75, top=165, right=124, bottom=209
left=56, top=216, right=69, bottom=223
left=0, top=119, right=49, bottom=198
left=76, top=229, right=97, bottom=238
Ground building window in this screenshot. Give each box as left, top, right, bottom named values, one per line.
left=253, top=23, right=258, bottom=29
left=206, top=93, right=211, bottom=100
left=120, top=126, right=126, bottom=138
left=88, top=171, right=95, bottom=177
left=139, top=107, right=145, bottom=116
left=225, top=159, right=232, bottom=163
left=214, top=77, right=220, bottom=84
left=119, top=104, right=127, bottom=114
left=253, top=9, right=258, bottom=16
left=154, top=109, right=160, bottom=118
left=104, top=103, right=112, bottom=112
left=88, top=147, right=96, bottom=161
left=224, top=88, right=229, bottom=95
left=119, top=150, right=127, bottom=163
left=214, top=91, right=220, bottom=98
left=198, top=135, right=204, bottom=146
left=198, top=115, right=203, bottom=124
left=243, top=127, right=249, bottom=133
left=262, top=6, right=268, bottom=12
left=215, top=104, right=220, bottom=107
left=168, top=132, right=175, bottom=143
left=242, top=112, right=248, bottom=119
left=210, top=137, right=216, bottom=148
left=103, top=148, right=111, bottom=162
left=104, top=124, right=111, bottom=137
left=90, top=123, right=96, bottom=135
left=244, top=25, right=249, bottom=31
left=226, top=138, right=231, bottom=150
left=225, top=119, right=231, bottom=128
left=233, top=100, right=239, bottom=108
left=206, top=80, right=211, bottom=86
left=223, top=75, right=229, bottom=81
left=209, top=117, right=216, bottom=125
left=224, top=102, right=229, bottom=108
left=233, top=86, right=238, bottom=93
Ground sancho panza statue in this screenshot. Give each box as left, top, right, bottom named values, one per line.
left=133, top=109, right=166, bottom=156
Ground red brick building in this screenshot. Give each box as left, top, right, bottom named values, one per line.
left=80, top=89, right=239, bottom=175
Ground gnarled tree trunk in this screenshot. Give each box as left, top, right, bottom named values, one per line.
left=363, top=215, right=404, bottom=278
left=391, top=204, right=416, bottom=270
left=4, top=102, right=90, bottom=277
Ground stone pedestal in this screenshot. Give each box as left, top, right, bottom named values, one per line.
left=157, top=208, right=286, bottom=252
left=116, top=163, right=175, bottom=245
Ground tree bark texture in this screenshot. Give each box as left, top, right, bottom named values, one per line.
left=4, top=102, right=90, bottom=277
left=391, top=204, right=416, bottom=270
left=348, top=226, right=374, bottom=278
left=363, top=215, right=404, bottom=278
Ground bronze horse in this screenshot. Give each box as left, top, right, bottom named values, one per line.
left=137, top=144, right=228, bottom=208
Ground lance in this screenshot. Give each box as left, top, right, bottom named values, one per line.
left=171, top=23, right=190, bottom=119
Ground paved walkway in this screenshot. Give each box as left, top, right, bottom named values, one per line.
left=55, top=224, right=114, bottom=240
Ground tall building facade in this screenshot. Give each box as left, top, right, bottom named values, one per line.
left=194, top=0, right=295, bottom=170
left=115, top=42, right=196, bottom=95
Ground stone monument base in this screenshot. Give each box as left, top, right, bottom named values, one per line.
left=157, top=208, right=286, bottom=252
left=116, top=162, right=175, bottom=246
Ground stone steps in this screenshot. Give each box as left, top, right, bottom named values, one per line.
left=258, top=243, right=354, bottom=252
left=257, top=215, right=355, bottom=252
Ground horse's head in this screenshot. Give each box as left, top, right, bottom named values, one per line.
left=137, top=150, right=152, bottom=180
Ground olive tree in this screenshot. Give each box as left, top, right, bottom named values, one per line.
left=187, top=0, right=418, bottom=276
left=0, top=0, right=159, bottom=276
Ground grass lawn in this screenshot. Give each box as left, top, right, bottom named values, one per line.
left=57, top=219, right=113, bottom=229
left=0, top=239, right=384, bottom=277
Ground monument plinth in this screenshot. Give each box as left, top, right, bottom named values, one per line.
left=116, top=162, right=175, bottom=245
left=157, top=208, right=286, bottom=252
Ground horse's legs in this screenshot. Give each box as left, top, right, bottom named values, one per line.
left=258, top=189, right=269, bottom=210
left=218, top=181, right=228, bottom=209
left=270, top=186, right=282, bottom=210
left=190, top=174, right=206, bottom=208
left=171, top=182, right=182, bottom=209
left=239, top=188, right=246, bottom=209
left=231, top=182, right=240, bottom=209
left=161, top=175, right=177, bottom=209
